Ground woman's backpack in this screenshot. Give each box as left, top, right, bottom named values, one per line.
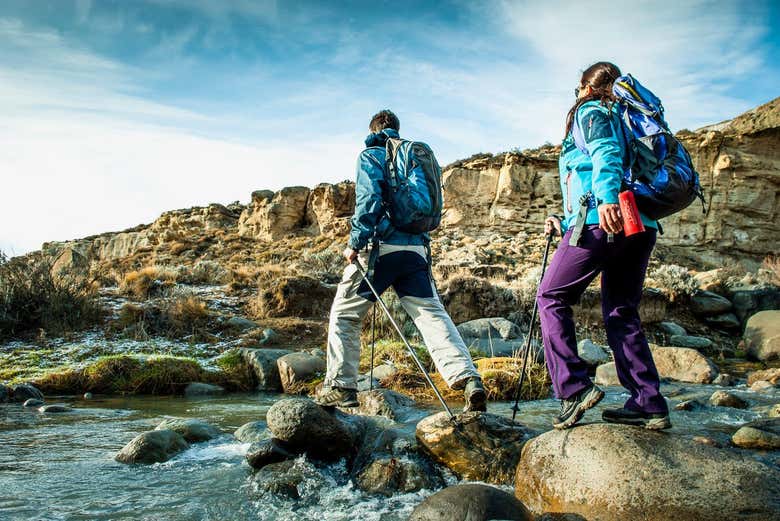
left=574, top=74, right=704, bottom=220
left=383, top=138, right=443, bottom=234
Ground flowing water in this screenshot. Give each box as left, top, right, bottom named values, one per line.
left=1, top=382, right=776, bottom=521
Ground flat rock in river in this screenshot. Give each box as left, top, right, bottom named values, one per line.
left=155, top=418, right=221, bottom=443
left=514, top=423, right=780, bottom=521
left=115, top=429, right=189, bottom=464
left=732, top=418, right=780, bottom=450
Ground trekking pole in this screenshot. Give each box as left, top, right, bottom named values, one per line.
left=352, top=259, right=454, bottom=418
left=369, top=303, right=376, bottom=391
left=511, top=232, right=554, bottom=421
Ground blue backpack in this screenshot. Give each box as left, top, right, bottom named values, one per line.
left=573, top=74, right=704, bottom=220
left=383, top=138, right=443, bottom=234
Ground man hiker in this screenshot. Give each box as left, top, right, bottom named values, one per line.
left=314, top=109, right=487, bottom=412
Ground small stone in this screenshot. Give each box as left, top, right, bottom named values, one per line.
left=184, top=382, right=225, bottom=396
left=577, top=339, right=611, bottom=367
left=747, top=368, right=780, bottom=386
left=658, top=321, right=687, bottom=337
left=356, top=457, right=442, bottom=496
left=83, top=392, right=93, bottom=400
left=690, top=290, right=733, bottom=316
left=115, top=429, right=189, bottom=464
left=705, top=313, right=741, bottom=330
left=234, top=421, right=268, bottom=443
left=713, top=373, right=737, bottom=387
left=595, top=362, right=620, bottom=386
left=732, top=418, right=780, bottom=450
left=276, top=352, right=326, bottom=393
left=709, top=390, right=749, bottom=409
left=23, top=398, right=45, bottom=407
left=669, top=335, right=714, bottom=350
left=750, top=380, right=775, bottom=392
left=38, top=404, right=71, bottom=413
left=371, top=363, right=398, bottom=381
left=246, top=438, right=296, bottom=470
left=693, top=436, right=722, bottom=448
left=258, top=328, right=278, bottom=345
left=155, top=418, right=221, bottom=443
left=768, top=404, right=780, bottom=418
left=675, top=399, right=703, bottom=411
left=226, top=316, right=258, bottom=331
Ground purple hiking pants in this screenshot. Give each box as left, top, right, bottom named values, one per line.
left=537, top=225, right=667, bottom=414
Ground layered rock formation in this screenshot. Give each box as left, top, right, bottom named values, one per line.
left=38, top=98, right=779, bottom=270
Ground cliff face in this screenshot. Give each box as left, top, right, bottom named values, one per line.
left=41, top=98, right=779, bottom=270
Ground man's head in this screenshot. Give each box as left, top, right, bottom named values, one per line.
left=369, top=110, right=400, bottom=134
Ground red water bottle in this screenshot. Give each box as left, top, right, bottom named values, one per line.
left=619, top=190, right=645, bottom=236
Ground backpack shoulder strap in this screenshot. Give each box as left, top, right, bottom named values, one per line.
left=385, top=137, right=405, bottom=189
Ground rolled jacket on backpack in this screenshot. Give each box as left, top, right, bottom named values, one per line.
left=559, top=101, right=657, bottom=234
left=348, top=128, right=429, bottom=251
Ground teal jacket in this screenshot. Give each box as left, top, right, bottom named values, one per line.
left=348, top=128, right=428, bottom=251
left=558, top=101, right=656, bottom=232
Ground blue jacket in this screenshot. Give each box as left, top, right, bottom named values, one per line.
left=348, top=128, right=429, bottom=251
left=558, top=101, right=656, bottom=232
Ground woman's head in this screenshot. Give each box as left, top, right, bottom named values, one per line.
left=565, top=61, right=621, bottom=137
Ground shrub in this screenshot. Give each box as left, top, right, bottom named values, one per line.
left=760, top=256, right=780, bottom=286
left=176, top=260, right=229, bottom=285
left=299, top=249, right=344, bottom=283
left=379, top=369, right=461, bottom=403
left=0, top=251, right=103, bottom=340
left=119, top=266, right=177, bottom=299
left=645, top=264, right=697, bottom=302
left=250, top=275, right=335, bottom=319
left=358, top=339, right=432, bottom=373
left=109, top=295, right=214, bottom=341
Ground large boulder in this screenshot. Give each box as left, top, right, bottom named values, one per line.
left=514, top=423, right=780, bottom=521
left=690, top=290, right=733, bottom=316
left=340, top=389, right=416, bottom=421
left=744, top=310, right=780, bottom=361
left=155, top=418, right=221, bottom=443
left=355, top=456, right=441, bottom=496
left=416, top=411, right=535, bottom=485
left=276, top=352, right=326, bottom=394
left=732, top=418, right=780, bottom=450
left=115, top=430, right=189, bottom=464
left=409, top=483, right=533, bottom=521
left=240, top=348, right=292, bottom=391
left=457, top=317, right=524, bottom=357
left=265, top=398, right=365, bottom=461
left=10, top=383, right=44, bottom=403
left=649, top=345, right=719, bottom=383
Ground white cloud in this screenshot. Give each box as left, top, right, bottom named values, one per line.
left=497, top=0, right=770, bottom=129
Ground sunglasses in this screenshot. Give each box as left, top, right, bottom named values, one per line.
left=574, top=87, right=581, bottom=98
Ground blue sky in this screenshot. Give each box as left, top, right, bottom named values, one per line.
left=2, top=0, right=779, bottom=255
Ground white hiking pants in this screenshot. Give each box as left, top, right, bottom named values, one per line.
left=324, top=243, right=478, bottom=390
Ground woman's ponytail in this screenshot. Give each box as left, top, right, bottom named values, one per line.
left=564, top=62, right=621, bottom=139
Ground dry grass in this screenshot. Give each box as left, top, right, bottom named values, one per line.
left=379, top=369, right=461, bottom=402
left=761, top=256, right=780, bottom=286
left=108, top=295, right=214, bottom=341
left=250, top=275, right=335, bottom=319
left=119, top=266, right=177, bottom=299
left=475, top=357, right=551, bottom=401
left=358, top=339, right=432, bottom=373
left=33, top=355, right=207, bottom=395
left=645, top=264, right=698, bottom=302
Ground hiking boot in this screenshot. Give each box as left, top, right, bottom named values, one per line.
left=602, top=407, right=672, bottom=430
left=463, top=377, right=487, bottom=413
left=552, top=384, right=605, bottom=430
left=314, top=386, right=359, bottom=408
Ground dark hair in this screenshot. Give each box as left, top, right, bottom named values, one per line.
left=564, top=62, right=621, bottom=138
left=369, top=109, right=400, bottom=133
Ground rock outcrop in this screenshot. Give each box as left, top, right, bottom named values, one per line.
left=514, top=423, right=780, bottom=521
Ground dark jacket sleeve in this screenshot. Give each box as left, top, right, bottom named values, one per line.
left=348, top=149, right=387, bottom=250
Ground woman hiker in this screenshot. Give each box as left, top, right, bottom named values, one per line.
left=538, top=61, right=671, bottom=430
